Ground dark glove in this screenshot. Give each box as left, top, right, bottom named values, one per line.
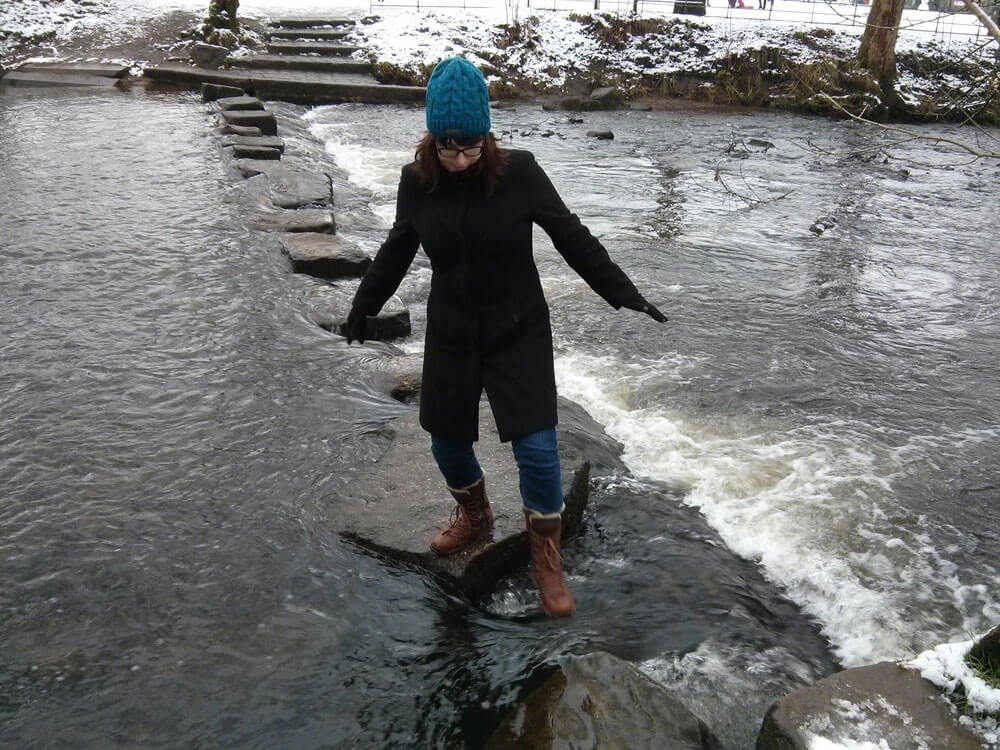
left=622, top=294, right=667, bottom=324
left=343, top=308, right=368, bottom=344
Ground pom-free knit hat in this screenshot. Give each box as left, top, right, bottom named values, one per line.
left=425, top=57, right=491, bottom=138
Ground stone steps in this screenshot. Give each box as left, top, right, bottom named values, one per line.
left=267, top=17, right=354, bottom=28
left=267, top=28, right=353, bottom=41
left=237, top=54, right=372, bottom=74
left=144, top=17, right=424, bottom=106
left=264, top=41, right=362, bottom=57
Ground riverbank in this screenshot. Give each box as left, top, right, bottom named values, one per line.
left=2, top=1, right=998, bottom=123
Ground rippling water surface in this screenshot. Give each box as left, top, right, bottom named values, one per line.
left=1, top=87, right=997, bottom=749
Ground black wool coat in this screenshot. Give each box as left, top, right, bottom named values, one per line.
left=351, top=149, right=642, bottom=443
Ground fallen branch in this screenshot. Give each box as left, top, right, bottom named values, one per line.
left=819, top=92, right=1000, bottom=160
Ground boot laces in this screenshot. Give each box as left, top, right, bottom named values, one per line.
left=441, top=504, right=469, bottom=539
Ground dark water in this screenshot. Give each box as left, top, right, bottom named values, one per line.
left=1, top=87, right=996, bottom=748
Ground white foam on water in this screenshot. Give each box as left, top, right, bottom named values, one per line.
left=306, top=120, right=410, bottom=201
left=640, top=639, right=819, bottom=747
left=554, top=352, right=998, bottom=667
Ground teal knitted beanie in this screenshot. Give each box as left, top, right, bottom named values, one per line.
left=425, top=57, right=491, bottom=138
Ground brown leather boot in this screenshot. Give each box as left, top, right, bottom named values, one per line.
left=525, top=512, right=575, bottom=617
left=430, top=476, right=494, bottom=556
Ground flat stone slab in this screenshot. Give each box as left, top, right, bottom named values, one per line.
left=486, top=652, right=721, bottom=749
left=145, top=64, right=425, bottom=106
left=278, top=232, right=371, bottom=278
left=758, top=662, right=983, bottom=749
left=216, top=95, right=265, bottom=111
left=238, top=55, right=372, bottom=74
left=218, top=123, right=263, bottom=137
left=232, top=145, right=280, bottom=160
left=18, top=62, right=130, bottom=78
left=265, top=41, right=362, bottom=57
left=268, top=17, right=355, bottom=28
left=233, top=160, right=332, bottom=209
left=268, top=29, right=353, bottom=41
left=248, top=208, right=335, bottom=233
left=219, top=109, right=277, bottom=135
left=221, top=135, right=285, bottom=153
left=327, top=402, right=592, bottom=601
left=0, top=72, right=121, bottom=88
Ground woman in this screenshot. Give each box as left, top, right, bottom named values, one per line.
left=345, top=57, right=666, bottom=617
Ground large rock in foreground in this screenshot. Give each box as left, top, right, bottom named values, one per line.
left=757, top=661, right=983, bottom=749
left=327, top=402, right=593, bottom=601
left=485, top=651, right=722, bottom=749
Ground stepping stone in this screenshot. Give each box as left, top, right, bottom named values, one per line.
left=221, top=134, right=285, bottom=153
left=218, top=123, right=263, bottom=136
left=486, top=652, right=720, bottom=748
left=268, top=28, right=353, bottom=41
left=307, top=283, right=408, bottom=340
left=326, top=402, right=592, bottom=601
left=319, top=301, right=410, bottom=341
left=0, top=72, right=121, bottom=88
left=18, top=62, right=129, bottom=78
left=215, top=95, right=265, bottom=111
left=219, top=109, right=277, bottom=135
left=268, top=17, right=354, bottom=28
left=249, top=208, right=335, bottom=233
left=231, top=145, right=280, bottom=160
left=265, top=41, right=361, bottom=57
left=278, top=233, right=371, bottom=278
left=202, top=82, right=245, bottom=101
left=233, top=160, right=332, bottom=209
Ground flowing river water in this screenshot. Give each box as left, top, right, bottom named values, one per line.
left=1, top=86, right=997, bottom=748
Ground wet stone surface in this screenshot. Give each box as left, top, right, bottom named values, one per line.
left=323, top=401, right=593, bottom=602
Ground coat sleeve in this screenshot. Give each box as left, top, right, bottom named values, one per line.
left=350, top=166, right=421, bottom=316
left=524, top=152, right=641, bottom=310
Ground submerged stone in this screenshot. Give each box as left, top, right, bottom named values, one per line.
left=485, top=651, right=722, bottom=749
left=325, top=402, right=591, bottom=601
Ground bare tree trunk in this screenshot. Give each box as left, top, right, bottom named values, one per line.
left=208, top=0, right=240, bottom=33
left=857, top=0, right=905, bottom=91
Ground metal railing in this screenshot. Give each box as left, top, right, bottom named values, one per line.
left=367, top=0, right=997, bottom=47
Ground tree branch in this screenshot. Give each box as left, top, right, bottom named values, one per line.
left=818, top=92, right=1000, bottom=159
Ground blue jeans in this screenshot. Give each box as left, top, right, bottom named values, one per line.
left=430, top=428, right=563, bottom=515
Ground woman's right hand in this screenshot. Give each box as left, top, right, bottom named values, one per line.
left=343, top=308, right=368, bottom=344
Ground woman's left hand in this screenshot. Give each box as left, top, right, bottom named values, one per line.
left=622, top=294, right=668, bottom=323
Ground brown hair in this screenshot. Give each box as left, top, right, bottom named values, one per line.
left=413, top=133, right=508, bottom=196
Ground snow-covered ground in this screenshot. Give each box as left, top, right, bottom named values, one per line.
left=1, top=0, right=992, bottom=71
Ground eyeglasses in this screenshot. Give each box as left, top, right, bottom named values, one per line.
left=436, top=143, right=484, bottom=159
